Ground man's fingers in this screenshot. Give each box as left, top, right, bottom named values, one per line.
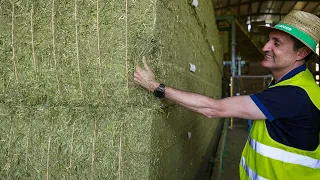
left=136, top=65, right=142, bottom=72
left=142, top=56, right=152, bottom=72
left=134, top=71, right=140, bottom=79
left=134, top=77, right=139, bottom=83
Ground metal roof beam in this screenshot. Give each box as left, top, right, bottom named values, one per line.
left=238, top=0, right=241, bottom=15
left=257, top=1, right=263, bottom=14
left=292, top=1, right=298, bottom=9
left=240, top=12, right=320, bottom=17
left=301, top=2, right=309, bottom=11
left=279, top=1, right=286, bottom=12
left=310, top=2, right=320, bottom=13
left=214, top=0, right=320, bottom=10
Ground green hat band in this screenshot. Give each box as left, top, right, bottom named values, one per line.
left=274, top=23, right=317, bottom=51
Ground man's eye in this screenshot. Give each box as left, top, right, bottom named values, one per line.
left=274, top=42, right=280, bottom=47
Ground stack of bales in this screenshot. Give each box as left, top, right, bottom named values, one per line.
left=0, top=0, right=222, bottom=179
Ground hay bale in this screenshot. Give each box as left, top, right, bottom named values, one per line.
left=0, top=0, right=222, bottom=179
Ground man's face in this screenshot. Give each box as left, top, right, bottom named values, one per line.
left=261, top=30, right=299, bottom=70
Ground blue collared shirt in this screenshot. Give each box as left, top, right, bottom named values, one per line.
left=250, top=64, right=320, bottom=151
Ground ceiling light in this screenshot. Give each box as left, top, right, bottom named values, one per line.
left=247, top=24, right=251, bottom=32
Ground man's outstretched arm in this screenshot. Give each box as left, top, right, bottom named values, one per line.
left=134, top=56, right=266, bottom=120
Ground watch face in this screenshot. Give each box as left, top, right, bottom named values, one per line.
left=155, top=89, right=164, bottom=98
left=154, top=84, right=165, bottom=98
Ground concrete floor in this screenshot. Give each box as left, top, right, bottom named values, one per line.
left=221, top=124, right=249, bottom=180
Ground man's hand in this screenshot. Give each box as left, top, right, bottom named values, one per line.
left=133, top=57, right=266, bottom=120
left=134, top=56, right=159, bottom=92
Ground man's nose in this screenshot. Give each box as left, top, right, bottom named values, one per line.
left=262, top=41, right=272, bottom=52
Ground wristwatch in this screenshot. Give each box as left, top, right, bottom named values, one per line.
left=153, top=84, right=166, bottom=98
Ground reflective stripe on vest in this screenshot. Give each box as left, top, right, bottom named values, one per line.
left=248, top=136, right=320, bottom=169
left=240, top=156, right=268, bottom=180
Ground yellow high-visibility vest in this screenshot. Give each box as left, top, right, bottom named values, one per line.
left=240, top=69, right=320, bottom=180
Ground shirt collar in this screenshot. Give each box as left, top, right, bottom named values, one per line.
left=269, top=64, right=306, bottom=86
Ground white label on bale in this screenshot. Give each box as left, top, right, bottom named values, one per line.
left=192, top=0, right=198, bottom=7
left=187, top=132, right=192, bottom=139
left=190, top=63, right=196, bottom=72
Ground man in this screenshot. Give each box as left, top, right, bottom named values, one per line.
left=134, top=10, right=320, bottom=179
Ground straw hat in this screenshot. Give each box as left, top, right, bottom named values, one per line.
left=262, top=10, right=320, bottom=56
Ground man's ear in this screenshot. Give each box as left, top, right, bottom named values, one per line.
left=297, top=47, right=311, bottom=60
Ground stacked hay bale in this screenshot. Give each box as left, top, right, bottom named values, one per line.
left=0, top=0, right=222, bottom=179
